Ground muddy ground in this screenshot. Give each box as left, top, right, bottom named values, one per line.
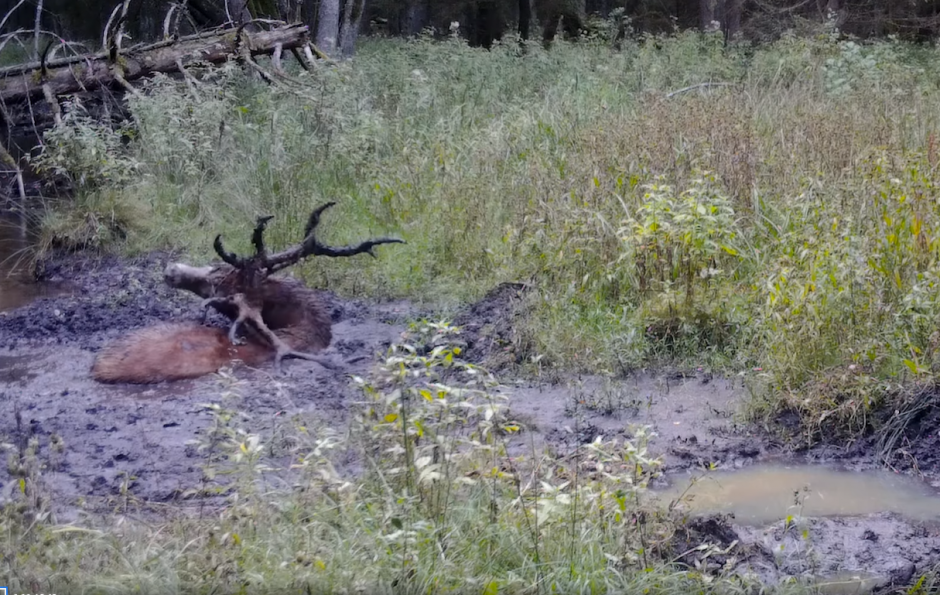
left=2, top=252, right=940, bottom=591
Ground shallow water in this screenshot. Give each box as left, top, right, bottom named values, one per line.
left=0, top=206, right=69, bottom=312
left=811, top=573, right=883, bottom=595
left=660, top=463, right=940, bottom=525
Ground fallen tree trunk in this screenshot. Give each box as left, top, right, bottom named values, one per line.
left=0, top=23, right=311, bottom=104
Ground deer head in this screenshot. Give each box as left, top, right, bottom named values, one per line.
left=164, top=202, right=405, bottom=297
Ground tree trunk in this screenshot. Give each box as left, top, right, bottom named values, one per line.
left=471, top=0, right=503, bottom=48
left=402, top=0, right=429, bottom=36
left=519, top=0, right=532, bottom=40
left=700, top=0, right=717, bottom=31
left=722, top=0, right=741, bottom=39
left=225, top=0, right=252, bottom=24
left=277, top=0, right=289, bottom=19
left=315, top=0, right=340, bottom=54
left=818, top=0, right=840, bottom=15
left=339, top=0, right=366, bottom=57
left=0, top=24, right=311, bottom=104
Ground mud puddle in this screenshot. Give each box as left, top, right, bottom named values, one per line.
left=0, top=205, right=72, bottom=312
left=660, top=463, right=940, bottom=525
left=499, top=372, right=762, bottom=472
left=810, top=573, right=884, bottom=595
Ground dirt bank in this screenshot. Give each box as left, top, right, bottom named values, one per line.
left=1, top=252, right=940, bottom=591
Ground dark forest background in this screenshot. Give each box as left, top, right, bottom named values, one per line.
left=5, top=0, right=940, bottom=54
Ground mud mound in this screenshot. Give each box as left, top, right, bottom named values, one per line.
left=802, top=385, right=940, bottom=480
left=453, top=282, right=528, bottom=369
left=670, top=514, right=771, bottom=574
left=736, top=514, right=940, bottom=590
left=667, top=512, right=940, bottom=590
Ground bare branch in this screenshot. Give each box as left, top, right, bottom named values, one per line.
left=666, top=82, right=735, bottom=98
left=102, top=3, right=122, bottom=52
left=41, top=83, right=61, bottom=125
left=0, top=143, right=26, bottom=205
left=243, top=55, right=277, bottom=84
left=33, top=0, right=42, bottom=61
left=0, top=0, right=28, bottom=37
left=113, top=0, right=132, bottom=60
left=175, top=57, right=202, bottom=98
left=39, top=37, right=53, bottom=76
left=290, top=47, right=310, bottom=71
left=163, top=4, right=178, bottom=40
left=272, top=42, right=283, bottom=73
left=307, top=42, right=334, bottom=63
left=111, top=67, right=142, bottom=97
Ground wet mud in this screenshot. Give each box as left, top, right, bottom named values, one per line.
left=2, top=254, right=940, bottom=592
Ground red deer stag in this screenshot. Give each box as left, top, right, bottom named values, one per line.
left=92, top=202, right=404, bottom=383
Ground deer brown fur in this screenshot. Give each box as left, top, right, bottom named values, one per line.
left=91, top=202, right=403, bottom=384
left=91, top=323, right=272, bottom=383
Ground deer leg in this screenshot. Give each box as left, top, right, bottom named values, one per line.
left=199, top=296, right=226, bottom=324
left=218, top=294, right=337, bottom=373
left=273, top=348, right=340, bottom=374
left=243, top=319, right=337, bottom=374
left=224, top=293, right=259, bottom=345
left=200, top=295, right=250, bottom=345
left=228, top=310, right=250, bottom=344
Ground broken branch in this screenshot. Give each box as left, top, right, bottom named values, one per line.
left=0, top=23, right=312, bottom=104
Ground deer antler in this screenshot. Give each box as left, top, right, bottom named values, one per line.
left=212, top=203, right=404, bottom=274
left=202, top=203, right=404, bottom=374
left=213, top=234, right=243, bottom=267
left=265, top=202, right=405, bottom=273
left=213, top=214, right=278, bottom=268
left=251, top=215, right=275, bottom=256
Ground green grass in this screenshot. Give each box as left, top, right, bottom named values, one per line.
left=34, top=31, right=940, bottom=443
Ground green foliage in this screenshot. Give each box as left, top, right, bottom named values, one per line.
left=621, top=172, right=741, bottom=304
left=30, top=98, right=140, bottom=190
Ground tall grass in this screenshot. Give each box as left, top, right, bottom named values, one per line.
left=34, top=30, right=940, bottom=439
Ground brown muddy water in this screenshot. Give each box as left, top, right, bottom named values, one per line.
left=0, top=206, right=71, bottom=312
left=661, top=463, right=940, bottom=525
